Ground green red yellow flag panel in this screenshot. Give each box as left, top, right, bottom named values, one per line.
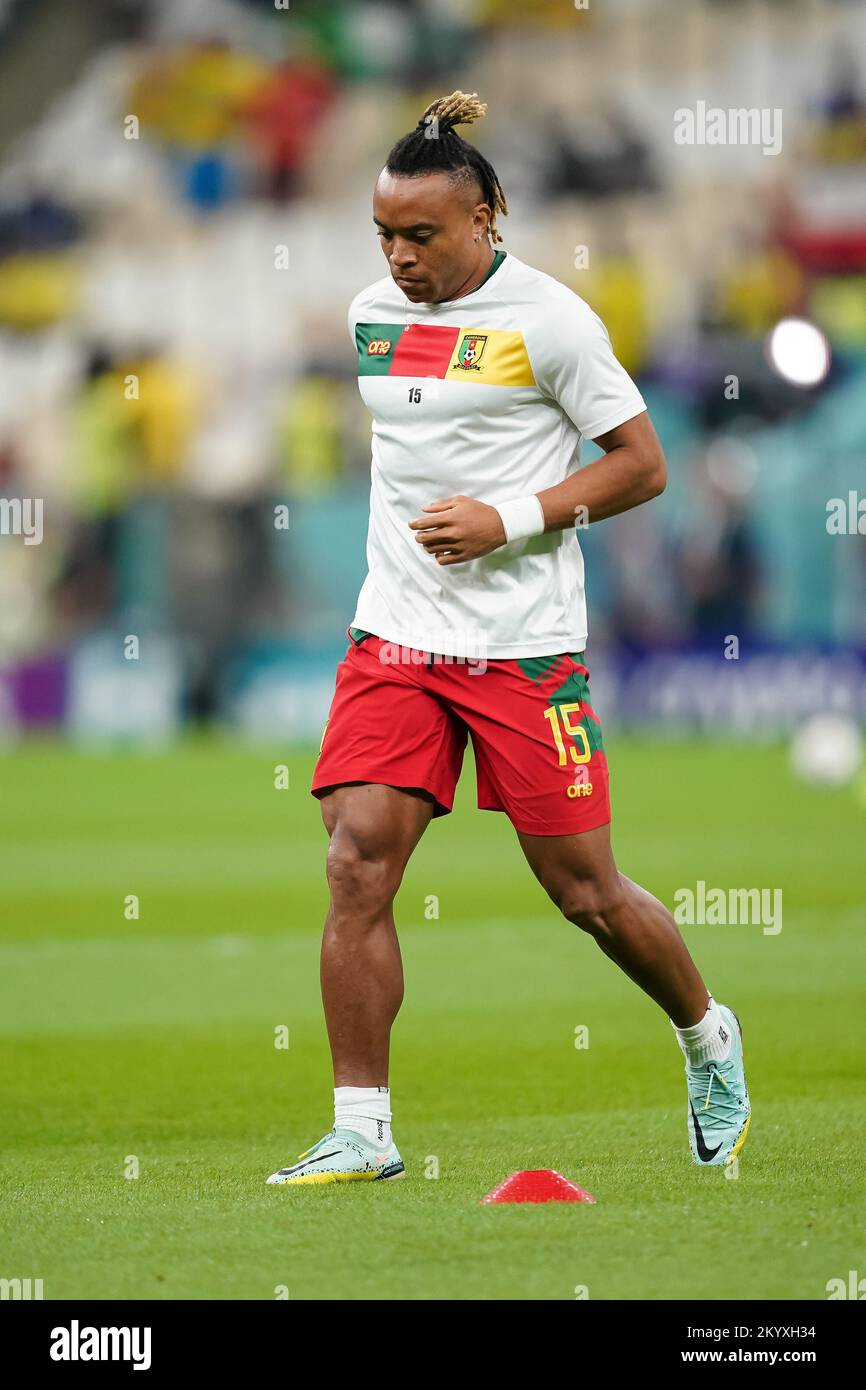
left=356, top=322, right=535, bottom=386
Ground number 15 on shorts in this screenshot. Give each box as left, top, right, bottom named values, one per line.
left=543, top=702, right=591, bottom=766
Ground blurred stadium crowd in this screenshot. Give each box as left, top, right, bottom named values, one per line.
left=0, top=0, right=865, bottom=738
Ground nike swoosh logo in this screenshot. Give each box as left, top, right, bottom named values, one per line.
left=690, top=1102, right=723, bottom=1161
left=281, top=1150, right=341, bottom=1175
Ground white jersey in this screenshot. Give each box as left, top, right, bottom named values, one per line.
left=348, top=249, right=646, bottom=658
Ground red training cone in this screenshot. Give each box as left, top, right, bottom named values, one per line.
left=481, top=1169, right=596, bottom=1204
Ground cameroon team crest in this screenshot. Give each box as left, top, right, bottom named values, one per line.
left=455, top=333, right=488, bottom=370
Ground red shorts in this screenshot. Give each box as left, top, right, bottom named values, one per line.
left=311, top=630, right=611, bottom=837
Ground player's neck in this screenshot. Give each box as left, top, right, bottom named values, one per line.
left=435, top=244, right=496, bottom=303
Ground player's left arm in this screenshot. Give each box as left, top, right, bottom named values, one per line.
left=410, top=296, right=665, bottom=567
left=409, top=411, right=666, bottom=566
left=537, top=409, right=667, bottom=527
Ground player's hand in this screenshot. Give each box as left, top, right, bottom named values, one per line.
left=408, top=496, right=507, bottom=566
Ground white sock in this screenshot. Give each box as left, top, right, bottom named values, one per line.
left=334, top=1086, right=392, bottom=1147
left=671, top=996, right=733, bottom=1066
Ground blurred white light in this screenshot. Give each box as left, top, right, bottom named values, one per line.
left=790, top=713, right=863, bottom=788
left=767, top=318, right=830, bottom=387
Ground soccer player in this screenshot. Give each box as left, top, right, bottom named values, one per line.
left=267, top=92, right=750, bottom=1185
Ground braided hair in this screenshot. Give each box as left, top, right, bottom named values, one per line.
left=384, top=91, right=509, bottom=245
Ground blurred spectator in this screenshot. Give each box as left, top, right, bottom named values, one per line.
left=243, top=60, right=336, bottom=201
left=679, top=458, right=762, bottom=644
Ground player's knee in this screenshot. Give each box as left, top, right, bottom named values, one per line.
left=555, top=874, right=624, bottom=936
left=326, top=839, right=398, bottom=921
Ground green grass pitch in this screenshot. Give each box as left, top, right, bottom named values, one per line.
left=1, top=736, right=863, bottom=1301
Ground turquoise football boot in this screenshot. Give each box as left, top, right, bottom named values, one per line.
left=266, top=1126, right=405, bottom=1185
left=684, top=1004, right=751, bottom=1166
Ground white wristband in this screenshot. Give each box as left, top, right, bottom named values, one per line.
left=495, top=494, right=545, bottom=543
